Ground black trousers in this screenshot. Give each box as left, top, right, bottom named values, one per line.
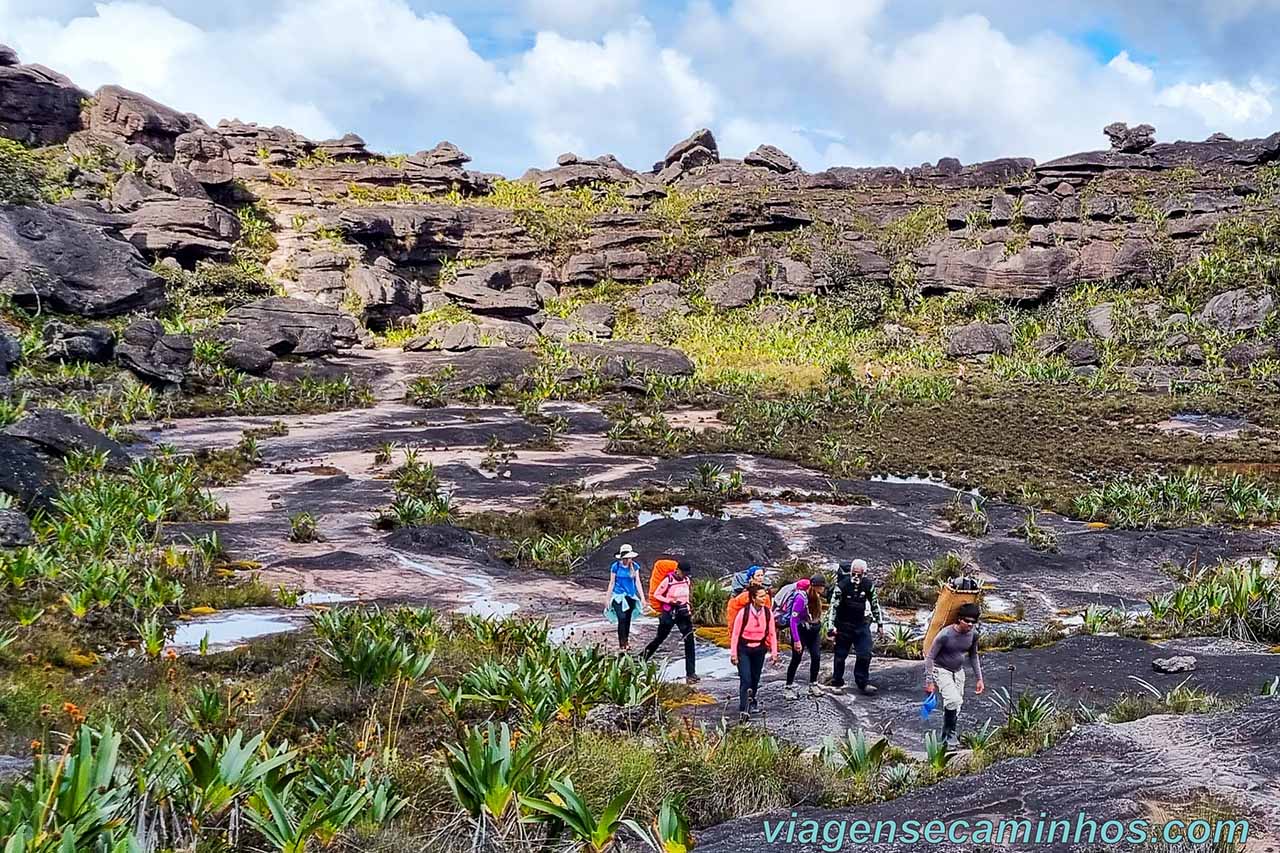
left=643, top=607, right=695, bottom=678
left=611, top=599, right=635, bottom=647
left=786, top=623, right=821, bottom=685
left=831, top=623, right=873, bottom=688
left=736, top=640, right=766, bottom=712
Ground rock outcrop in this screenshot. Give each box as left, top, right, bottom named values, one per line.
left=3, top=409, right=130, bottom=469
left=85, top=85, right=198, bottom=157
left=0, top=48, right=87, bottom=145
left=945, top=322, right=1013, bottom=357
left=0, top=434, right=58, bottom=510
left=0, top=204, right=166, bottom=317
left=218, top=298, right=361, bottom=354
left=120, top=199, right=240, bottom=258
left=441, top=260, right=545, bottom=316
left=116, top=318, right=193, bottom=386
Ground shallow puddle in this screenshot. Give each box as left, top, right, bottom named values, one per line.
left=1155, top=412, right=1253, bottom=440
left=168, top=609, right=305, bottom=653
left=637, top=505, right=717, bottom=525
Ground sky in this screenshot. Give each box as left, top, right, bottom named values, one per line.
left=2, top=0, right=1279, bottom=176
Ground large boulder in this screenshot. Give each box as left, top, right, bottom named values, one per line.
left=41, top=321, right=116, bottom=363
left=476, top=317, right=539, bottom=349
left=289, top=249, right=352, bottom=304
left=440, top=322, right=479, bottom=352
left=0, top=204, right=165, bottom=317
left=412, top=141, right=470, bottom=167
left=1198, top=288, right=1275, bottom=333
left=0, top=508, right=35, bottom=548
left=441, top=260, right=544, bottom=316
left=0, top=435, right=58, bottom=510
left=743, top=144, right=799, bottom=173
left=566, top=303, right=616, bottom=339
left=944, top=322, right=1013, bottom=357
left=705, top=257, right=762, bottom=309
left=218, top=297, right=361, bottom=355
left=0, top=52, right=87, bottom=145
left=347, top=259, right=421, bottom=330
left=662, top=128, right=719, bottom=169
left=769, top=259, right=816, bottom=296
left=141, top=160, right=208, bottom=199
left=1104, top=121, right=1157, bottom=153
left=110, top=172, right=173, bottom=211
left=221, top=339, right=276, bottom=375
left=567, top=341, right=695, bottom=378
left=3, top=409, right=130, bottom=469
left=85, top=85, right=197, bottom=157
left=625, top=280, right=691, bottom=319
left=1224, top=339, right=1277, bottom=370
left=120, top=199, right=240, bottom=259
left=116, top=318, right=193, bottom=386
left=172, top=129, right=234, bottom=186
left=406, top=348, right=538, bottom=394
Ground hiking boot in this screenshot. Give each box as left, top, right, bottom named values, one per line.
left=807, top=684, right=824, bottom=698
left=783, top=685, right=799, bottom=701
left=857, top=683, right=878, bottom=696
left=685, top=675, right=701, bottom=686
left=748, top=694, right=759, bottom=713
left=738, top=712, right=750, bottom=724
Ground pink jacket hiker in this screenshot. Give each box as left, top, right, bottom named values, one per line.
left=730, top=603, right=778, bottom=656
left=653, top=573, right=691, bottom=609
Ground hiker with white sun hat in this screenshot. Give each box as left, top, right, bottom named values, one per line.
left=604, top=543, right=645, bottom=651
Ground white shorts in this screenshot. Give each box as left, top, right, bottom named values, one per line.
left=935, top=667, right=965, bottom=711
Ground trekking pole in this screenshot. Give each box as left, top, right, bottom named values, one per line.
left=1006, top=664, right=1015, bottom=726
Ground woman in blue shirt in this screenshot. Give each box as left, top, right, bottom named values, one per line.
left=604, top=544, right=644, bottom=651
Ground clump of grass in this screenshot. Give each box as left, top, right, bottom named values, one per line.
left=1011, top=508, right=1059, bottom=552
left=689, top=578, right=730, bottom=627
left=0, top=139, right=71, bottom=203
left=1071, top=469, right=1280, bottom=528
left=288, top=511, right=320, bottom=543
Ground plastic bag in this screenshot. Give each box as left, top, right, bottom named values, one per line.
left=920, top=690, right=938, bottom=719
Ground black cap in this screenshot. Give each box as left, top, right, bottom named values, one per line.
left=957, top=602, right=980, bottom=621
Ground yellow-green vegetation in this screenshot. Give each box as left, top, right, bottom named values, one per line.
left=0, top=139, right=71, bottom=204
left=155, top=257, right=282, bottom=329
left=441, top=179, right=634, bottom=250
left=378, top=303, right=473, bottom=347
left=542, top=279, right=634, bottom=319
left=878, top=204, right=946, bottom=287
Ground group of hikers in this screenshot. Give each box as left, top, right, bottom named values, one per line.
left=605, top=546, right=984, bottom=746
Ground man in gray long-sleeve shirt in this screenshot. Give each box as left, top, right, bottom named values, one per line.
left=924, top=602, right=985, bottom=746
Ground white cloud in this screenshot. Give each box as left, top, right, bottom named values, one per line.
left=520, top=0, right=641, bottom=36
left=496, top=22, right=717, bottom=166
left=0, top=0, right=1277, bottom=174
left=1156, top=78, right=1274, bottom=126
left=1108, top=50, right=1154, bottom=85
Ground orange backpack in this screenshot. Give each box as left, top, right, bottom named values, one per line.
left=648, top=559, right=679, bottom=611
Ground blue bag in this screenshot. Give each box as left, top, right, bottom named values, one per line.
left=920, top=690, right=938, bottom=719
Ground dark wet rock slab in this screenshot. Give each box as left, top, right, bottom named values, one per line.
left=583, top=516, right=791, bottom=582
left=384, top=524, right=510, bottom=571
left=698, top=694, right=1280, bottom=853
left=694, top=633, right=1279, bottom=740
left=262, top=473, right=393, bottom=516
left=973, top=525, right=1278, bottom=609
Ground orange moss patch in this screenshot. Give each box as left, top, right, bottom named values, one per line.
left=984, top=612, right=1021, bottom=624
left=695, top=627, right=732, bottom=648
left=663, top=691, right=719, bottom=711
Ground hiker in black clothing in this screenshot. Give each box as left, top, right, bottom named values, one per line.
left=825, top=558, right=883, bottom=694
